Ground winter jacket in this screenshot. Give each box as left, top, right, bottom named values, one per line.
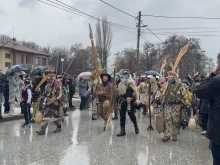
left=3, top=74, right=9, bottom=95
left=0, top=72, right=4, bottom=93
left=62, top=79, right=68, bottom=88
left=78, top=81, right=87, bottom=97
left=195, top=73, right=220, bottom=145
left=199, top=99, right=209, bottom=114
left=68, top=81, right=76, bottom=95
left=8, top=75, right=21, bottom=103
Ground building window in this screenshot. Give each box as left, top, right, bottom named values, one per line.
left=5, top=53, right=11, bottom=59
left=42, top=58, right=46, bottom=65
left=36, top=57, right=46, bottom=65
left=21, top=55, right=24, bottom=63
left=36, top=57, right=40, bottom=65
left=5, top=62, right=10, bottom=67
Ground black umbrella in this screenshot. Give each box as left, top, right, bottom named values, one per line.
left=145, top=70, right=160, bottom=76
left=30, top=66, right=48, bottom=78
left=6, top=64, right=27, bottom=75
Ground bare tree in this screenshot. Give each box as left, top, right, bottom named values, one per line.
left=96, top=16, right=112, bottom=72
left=42, top=44, right=51, bottom=54
left=0, top=34, right=11, bottom=42
left=19, top=41, right=41, bottom=51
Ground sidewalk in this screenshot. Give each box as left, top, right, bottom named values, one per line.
left=0, top=97, right=80, bottom=122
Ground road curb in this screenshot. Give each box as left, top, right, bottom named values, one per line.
left=0, top=106, right=78, bottom=123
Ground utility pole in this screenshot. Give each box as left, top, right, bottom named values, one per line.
left=136, top=11, right=141, bottom=76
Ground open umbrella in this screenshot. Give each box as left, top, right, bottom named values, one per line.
left=30, top=66, right=48, bottom=78
left=6, top=64, right=27, bottom=75
left=145, top=70, right=160, bottom=76
left=77, top=72, right=92, bottom=77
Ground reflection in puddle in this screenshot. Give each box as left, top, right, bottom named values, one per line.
left=59, top=110, right=90, bottom=164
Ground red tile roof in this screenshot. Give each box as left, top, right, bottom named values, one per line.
left=0, top=41, right=48, bottom=56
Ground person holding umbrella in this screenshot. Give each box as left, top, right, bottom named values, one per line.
left=6, top=64, right=27, bottom=115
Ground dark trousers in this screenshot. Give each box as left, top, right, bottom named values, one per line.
left=201, top=113, right=208, bottom=131
left=80, top=97, right=86, bottom=110
left=69, top=92, right=74, bottom=107
left=193, top=107, right=197, bottom=116
left=212, top=142, right=220, bottom=165
left=23, top=103, right=31, bottom=124
left=3, top=91, right=10, bottom=112
left=120, top=101, right=137, bottom=127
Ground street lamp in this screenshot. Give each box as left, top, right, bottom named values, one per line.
left=61, top=58, right=64, bottom=73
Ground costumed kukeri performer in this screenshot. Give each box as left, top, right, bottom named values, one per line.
left=155, top=71, right=190, bottom=142
left=97, top=73, right=112, bottom=131
left=60, top=73, right=69, bottom=116
left=138, top=77, right=148, bottom=115
left=36, top=74, right=63, bottom=135
left=145, top=76, right=160, bottom=115
left=57, top=79, right=68, bottom=117
left=117, top=69, right=140, bottom=136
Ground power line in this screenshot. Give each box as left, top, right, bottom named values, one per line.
left=142, top=27, right=220, bottom=31
left=38, top=0, right=96, bottom=20
left=99, top=0, right=164, bottom=43
left=71, top=0, right=135, bottom=23
left=142, top=33, right=220, bottom=37
left=38, top=0, right=137, bottom=35
left=54, top=0, right=136, bottom=30
left=142, top=14, right=220, bottom=20
left=100, top=0, right=137, bottom=19
left=142, top=30, right=220, bottom=34
left=142, top=23, right=164, bottom=43
left=140, top=35, right=151, bottom=44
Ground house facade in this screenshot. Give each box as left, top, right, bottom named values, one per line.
left=0, top=41, right=54, bottom=73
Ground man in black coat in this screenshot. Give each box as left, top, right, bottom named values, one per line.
left=68, top=77, right=76, bottom=109
left=199, top=99, right=209, bottom=135
left=195, top=53, right=220, bottom=165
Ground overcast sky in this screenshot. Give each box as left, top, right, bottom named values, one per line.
left=1, top=0, right=220, bottom=68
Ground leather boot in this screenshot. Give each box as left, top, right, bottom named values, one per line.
left=162, top=136, right=170, bottom=142
left=172, top=135, right=177, bottom=141
left=54, top=125, right=62, bottom=133
left=103, top=121, right=107, bottom=131
left=134, top=123, right=139, bottom=134
left=117, top=126, right=126, bottom=136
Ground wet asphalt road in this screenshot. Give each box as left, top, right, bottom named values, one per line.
left=0, top=107, right=212, bottom=165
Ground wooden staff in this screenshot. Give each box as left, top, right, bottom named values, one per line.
left=169, top=62, right=174, bottom=70
left=65, top=58, right=74, bottom=73
left=159, top=58, right=167, bottom=75
left=89, top=24, right=101, bottom=91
